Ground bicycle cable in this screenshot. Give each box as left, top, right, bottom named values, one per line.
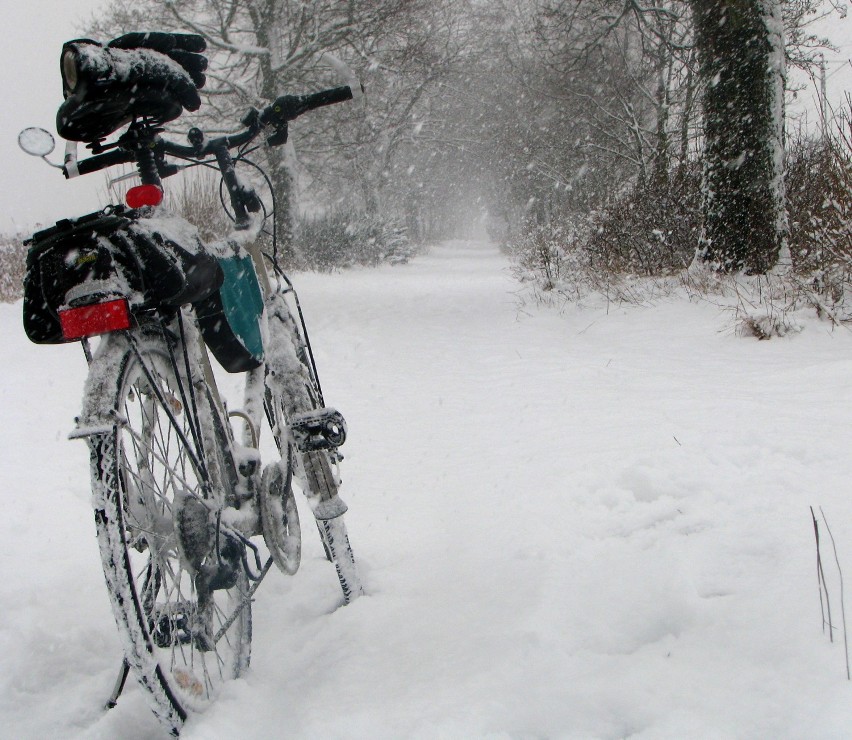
left=224, top=153, right=327, bottom=407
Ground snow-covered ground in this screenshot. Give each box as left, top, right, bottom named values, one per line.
left=2, top=240, right=852, bottom=738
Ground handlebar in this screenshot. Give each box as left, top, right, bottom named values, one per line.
left=63, top=84, right=360, bottom=180
left=71, top=149, right=135, bottom=177
left=261, top=86, right=356, bottom=128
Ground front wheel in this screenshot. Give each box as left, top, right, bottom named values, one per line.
left=317, top=514, right=361, bottom=604
left=82, top=324, right=251, bottom=734
left=264, top=291, right=363, bottom=603
left=266, top=402, right=363, bottom=604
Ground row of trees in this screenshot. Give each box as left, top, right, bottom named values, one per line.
left=88, top=0, right=845, bottom=276
left=92, top=0, right=467, bottom=265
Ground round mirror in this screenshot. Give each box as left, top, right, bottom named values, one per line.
left=18, top=127, right=56, bottom=157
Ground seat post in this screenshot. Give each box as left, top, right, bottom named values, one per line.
left=135, top=144, right=163, bottom=188
left=118, top=123, right=163, bottom=188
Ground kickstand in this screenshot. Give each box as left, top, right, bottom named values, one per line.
left=105, top=659, right=130, bottom=710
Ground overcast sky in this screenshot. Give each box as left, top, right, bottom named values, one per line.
left=2, top=1, right=852, bottom=234
left=1, top=0, right=109, bottom=232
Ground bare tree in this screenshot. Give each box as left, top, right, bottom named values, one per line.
left=91, top=0, right=464, bottom=263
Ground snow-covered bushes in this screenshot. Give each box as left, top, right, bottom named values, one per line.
left=166, top=169, right=415, bottom=272
left=297, top=210, right=412, bottom=271
left=509, top=220, right=588, bottom=295
left=509, top=168, right=702, bottom=306
left=510, top=128, right=852, bottom=334
left=0, top=235, right=26, bottom=303
left=585, top=168, right=702, bottom=276
left=729, top=126, right=852, bottom=336
left=168, top=172, right=231, bottom=243
left=786, top=132, right=852, bottom=313
left=130, top=171, right=416, bottom=272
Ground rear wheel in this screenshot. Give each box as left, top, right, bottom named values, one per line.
left=84, top=325, right=251, bottom=734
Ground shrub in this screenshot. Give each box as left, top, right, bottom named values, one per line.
left=509, top=166, right=702, bottom=305
left=510, top=130, right=852, bottom=331
left=297, top=210, right=412, bottom=271
left=584, top=167, right=702, bottom=276
left=508, top=219, right=591, bottom=300
left=167, top=171, right=231, bottom=243
left=0, top=235, right=27, bottom=303
left=786, top=132, right=852, bottom=314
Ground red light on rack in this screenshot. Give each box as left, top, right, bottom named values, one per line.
left=126, top=184, right=164, bottom=208
left=59, top=299, right=131, bottom=340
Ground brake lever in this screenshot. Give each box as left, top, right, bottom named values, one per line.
left=260, top=95, right=307, bottom=127
left=266, top=123, right=288, bottom=147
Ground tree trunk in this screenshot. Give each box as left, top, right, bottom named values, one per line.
left=689, top=0, right=787, bottom=273
left=250, top=0, right=298, bottom=266
left=268, top=151, right=297, bottom=265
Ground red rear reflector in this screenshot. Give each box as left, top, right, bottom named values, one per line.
left=126, top=184, right=164, bottom=208
left=59, top=299, right=131, bottom=340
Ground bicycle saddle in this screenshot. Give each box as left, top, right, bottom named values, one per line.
left=56, top=32, right=208, bottom=143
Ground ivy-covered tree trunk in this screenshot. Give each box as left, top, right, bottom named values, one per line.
left=689, top=0, right=787, bottom=273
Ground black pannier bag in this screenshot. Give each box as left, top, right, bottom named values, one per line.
left=23, top=206, right=222, bottom=344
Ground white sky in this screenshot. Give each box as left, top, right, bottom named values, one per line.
left=1, top=1, right=852, bottom=234
left=789, top=6, right=852, bottom=126
left=1, top=0, right=108, bottom=232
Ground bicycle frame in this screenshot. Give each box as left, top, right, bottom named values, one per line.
left=21, top=43, right=363, bottom=731
left=62, top=110, right=353, bottom=523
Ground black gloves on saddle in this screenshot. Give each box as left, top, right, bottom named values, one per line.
left=57, top=32, right=208, bottom=143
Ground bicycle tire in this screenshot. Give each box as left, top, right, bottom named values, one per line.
left=264, top=292, right=363, bottom=603
left=83, top=324, right=251, bottom=734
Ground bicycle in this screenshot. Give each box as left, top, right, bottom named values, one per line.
left=18, top=32, right=363, bottom=735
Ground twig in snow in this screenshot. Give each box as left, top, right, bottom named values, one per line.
left=811, top=506, right=834, bottom=641
left=820, top=507, right=850, bottom=679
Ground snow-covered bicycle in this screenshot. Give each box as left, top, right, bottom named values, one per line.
left=18, top=32, right=362, bottom=735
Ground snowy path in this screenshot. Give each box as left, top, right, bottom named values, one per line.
left=2, top=240, right=852, bottom=738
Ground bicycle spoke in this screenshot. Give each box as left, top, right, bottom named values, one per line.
left=121, top=424, right=199, bottom=495
left=93, top=332, right=250, bottom=721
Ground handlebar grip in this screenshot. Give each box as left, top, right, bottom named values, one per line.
left=65, top=150, right=134, bottom=179
left=301, top=85, right=355, bottom=111
left=262, top=84, right=361, bottom=128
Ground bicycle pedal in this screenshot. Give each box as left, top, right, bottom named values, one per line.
left=290, top=408, right=347, bottom=451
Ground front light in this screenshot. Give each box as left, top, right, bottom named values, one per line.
left=62, top=49, right=79, bottom=93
